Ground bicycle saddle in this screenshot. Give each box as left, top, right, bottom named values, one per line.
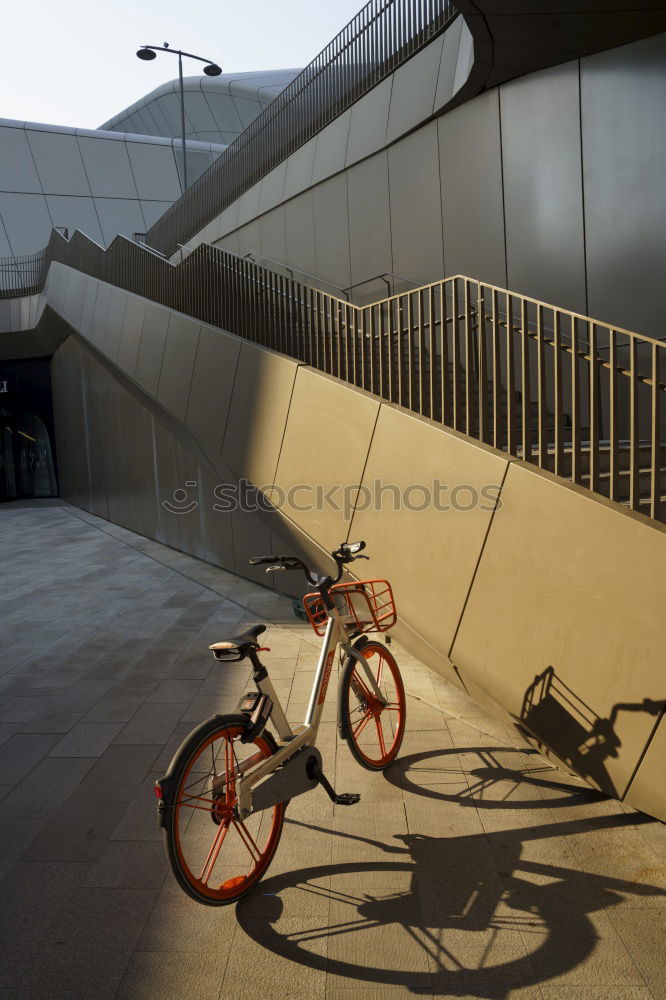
left=209, top=624, right=266, bottom=660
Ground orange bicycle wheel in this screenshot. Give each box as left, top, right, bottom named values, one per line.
left=340, top=641, right=406, bottom=770
left=162, top=715, right=285, bottom=905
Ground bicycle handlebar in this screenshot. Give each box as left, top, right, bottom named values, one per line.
left=249, top=540, right=367, bottom=587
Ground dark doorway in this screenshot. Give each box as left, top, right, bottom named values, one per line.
left=0, top=359, right=58, bottom=501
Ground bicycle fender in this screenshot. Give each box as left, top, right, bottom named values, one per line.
left=337, top=635, right=370, bottom=740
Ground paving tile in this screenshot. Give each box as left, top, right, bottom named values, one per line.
left=48, top=721, right=125, bottom=757
left=607, top=908, right=666, bottom=998
left=82, top=840, right=168, bottom=889
left=115, top=950, right=228, bottom=1000
left=0, top=732, right=60, bottom=783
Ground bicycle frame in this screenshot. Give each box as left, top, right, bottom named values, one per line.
left=235, top=605, right=385, bottom=817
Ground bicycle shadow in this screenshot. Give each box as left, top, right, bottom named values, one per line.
left=385, top=743, right=607, bottom=809
left=236, top=757, right=665, bottom=997
left=518, top=666, right=665, bottom=797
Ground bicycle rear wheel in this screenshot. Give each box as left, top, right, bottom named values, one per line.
left=340, top=640, right=406, bottom=770
left=161, top=714, right=285, bottom=905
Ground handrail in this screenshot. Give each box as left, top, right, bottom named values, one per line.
left=243, top=251, right=350, bottom=300
left=1, top=229, right=664, bottom=523
left=144, top=0, right=458, bottom=257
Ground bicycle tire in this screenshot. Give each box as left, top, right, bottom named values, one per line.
left=161, top=713, right=285, bottom=905
left=340, top=640, right=406, bottom=770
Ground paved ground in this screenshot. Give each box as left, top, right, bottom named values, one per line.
left=0, top=502, right=664, bottom=1000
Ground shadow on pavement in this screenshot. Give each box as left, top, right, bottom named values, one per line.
left=236, top=753, right=665, bottom=998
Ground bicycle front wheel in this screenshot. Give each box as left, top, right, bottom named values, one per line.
left=340, top=640, right=406, bottom=770
left=162, top=714, right=285, bottom=906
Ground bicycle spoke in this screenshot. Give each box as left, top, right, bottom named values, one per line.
left=375, top=715, right=387, bottom=758
left=231, top=817, right=262, bottom=864
left=353, top=709, right=373, bottom=739
left=199, top=818, right=230, bottom=885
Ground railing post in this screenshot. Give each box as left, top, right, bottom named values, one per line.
left=553, top=312, right=564, bottom=476
left=451, top=280, right=460, bottom=431
left=520, top=298, right=531, bottom=463
left=571, top=317, right=581, bottom=484
left=537, top=304, right=547, bottom=469
left=506, top=294, right=516, bottom=456
left=588, top=322, right=599, bottom=495
left=464, top=280, right=473, bottom=438
left=440, top=281, right=449, bottom=427
left=478, top=283, right=489, bottom=443
left=629, top=336, right=639, bottom=512
left=492, top=289, right=501, bottom=449
left=609, top=330, right=619, bottom=503
left=650, top=343, right=661, bottom=521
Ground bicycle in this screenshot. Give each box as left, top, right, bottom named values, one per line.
left=154, top=540, right=406, bottom=905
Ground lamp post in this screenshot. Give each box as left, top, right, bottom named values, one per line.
left=136, top=43, right=222, bottom=193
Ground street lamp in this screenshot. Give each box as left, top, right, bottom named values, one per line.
left=136, top=42, right=222, bottom=193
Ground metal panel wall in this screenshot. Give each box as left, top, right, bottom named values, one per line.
left=388, top=122, right=445, bottom=287
left=581, top=32, right=666, bottom=339
left=500, top=62, right=587, bottom=315
left=438, top=90, right=506, bottom=287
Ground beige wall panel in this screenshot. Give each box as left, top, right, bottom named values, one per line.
left=222, top=341, right=301, bottom=487
left=347, top=152, right=392, bottom=293
left=313, top=174, right=351, bottom=291
left=311, top=109, right=351, bottom=185
left=386, top=33, right=445, bottom=144
left=174, top=442, right=205, bottom=560
left=134, top=301, right=170, bottom=396
left=622, top=722, right=666, bottom=821
left=258, top=161, right=287, bottom=215
left=284, top=192, right=316, bottom=284
left=156, top=313, right=201, bottom=422
left=117, top=295, right=147, bottom=377
left=236, top=184, right=261, bottom=227
left=200, top=463, right=235, bottom=571
left=451, top=461, right=666, bottom=800
left=103, top=286, right=128, bottom=363
left=51, top=338, right=92, bottom=510
left=81, top=348, right=110, bottom=519
left=350, top=404, right=508, bottom=669
left=185, top=323, right=242, bottom=464
left=230, top=505, right=274, bottom=585
left=259, top=207, right=287, bottom=266
left=152, top=416, right=180, bottom=549
left=388, top=122, right=445, bottom=285
left=89, top=281, right=112, bottom=351
left=217, top=202, right=240, bottom=238
left=346, top=77, right=392, bottom=167
left=80, top=276, right=99, bottom=332
left=63, top=268, right=86, bottom=331
left=283, top=137, right=317, bottom=200
left=274, top=367, right=380, bottom=551
left=216, top=230, right=241, bottom=257
left=237, top=220, right=260, bottom=260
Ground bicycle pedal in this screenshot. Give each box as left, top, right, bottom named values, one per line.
left=334, top=792, right=361, bottom=805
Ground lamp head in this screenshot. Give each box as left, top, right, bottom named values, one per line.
left=136, top=47, right=157, bottom=61
left=204, top=63, right=222, bottom=76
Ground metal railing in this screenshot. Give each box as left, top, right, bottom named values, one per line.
left=145, top=0, right=457, bottom=257
left=2, top=229, right=664, bottom=522
left=0, top=249, right=47, bottom=297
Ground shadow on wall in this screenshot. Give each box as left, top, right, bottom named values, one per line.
left=236, top=772, right=665, bottom=996
left=519, top=666, right=665, bottom=798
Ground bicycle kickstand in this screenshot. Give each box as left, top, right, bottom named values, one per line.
left=306, top=756, right=360, bottom=806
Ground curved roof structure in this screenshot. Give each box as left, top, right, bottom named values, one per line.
left=100, top=69, right=301, bottom=146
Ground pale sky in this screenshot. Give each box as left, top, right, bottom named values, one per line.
left=1, top=0, right=365, bottom=130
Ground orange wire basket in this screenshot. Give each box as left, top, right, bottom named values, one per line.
left=302, top=580, right=397, bottom=637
